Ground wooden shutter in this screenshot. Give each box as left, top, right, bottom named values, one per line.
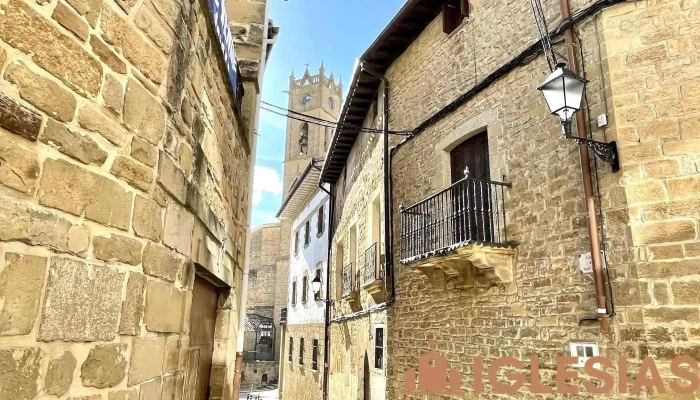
left=460, top=0, right=470, bottom=18
left=442, top=2, right=458, bottom=33
left=450, top=132, right=489, bottom=183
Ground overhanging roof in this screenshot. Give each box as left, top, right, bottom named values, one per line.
left=276, top=158, right=324, bottom=219
left=320, top=0, right=447, bottom=183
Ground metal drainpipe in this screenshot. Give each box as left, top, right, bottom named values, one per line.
left=559, top=0, right=610, bottom=332
left=318, top=181, right=334, bottom=400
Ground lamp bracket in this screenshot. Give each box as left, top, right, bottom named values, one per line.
left=570, top=137, right=620, bottom=173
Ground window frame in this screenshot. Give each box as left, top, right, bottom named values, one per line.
left=291, top=278, right=297, bottom=306
left=314, top=264, right=322, bottom=301
left=312, top=339, right=319, bottom=371
left=304, top=220, right=311, bottom=247
left=317, top=205, right=325, bottom=236
left=302, top=274, right=308, bottom=304
left=374, top=325, right=385, bottom=371
left=299, top=338, right=305, bottom=366
left=294, top=230, right=300, bottom=255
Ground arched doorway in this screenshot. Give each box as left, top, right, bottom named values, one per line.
left=363, top=352, right=370, bottom=400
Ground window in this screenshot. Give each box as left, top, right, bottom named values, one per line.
left=317, top=205, right=325, bottom=236
left=299, top=338, right=305, bottom=365
left=288, top=337, right=293, bottom=362
left=450, top=131, right=491, bottom=241
left=291, top=279, right=297, bottom=306
left=443, top=0, right=469, bottom=34
left=375, top=326, right=385, bottom=370
left=312, top=339, right=319, bottom=371
left=304, top=220, right=311, bottom=247
left=294, top=231, right=299, bottom=255
left=302, top=275, right=308, bottom=303
left=314, top=264, right=322, bottom=301
left=569, top=342, right=599, bottom=368
left=349, top=223, right=357, bottom=270
left=335, top=242, right=344, bottom=299
left=299, top=122, right=309, bottom=155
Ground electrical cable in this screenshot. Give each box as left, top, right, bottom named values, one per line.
left=261, top=101, right=413, bottom=136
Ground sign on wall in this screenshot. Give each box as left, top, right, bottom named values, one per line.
left=206, top=0, right=243, bottom=104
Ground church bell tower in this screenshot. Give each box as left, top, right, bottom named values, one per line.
left=283, top=63, right=343, bottom=194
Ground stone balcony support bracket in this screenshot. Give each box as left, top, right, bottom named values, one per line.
left=407, top=244, right=517, bottom=288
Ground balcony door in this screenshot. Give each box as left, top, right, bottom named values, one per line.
left=450, top=131, right=491, bottom=242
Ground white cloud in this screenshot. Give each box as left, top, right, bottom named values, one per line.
left=253, top=165, right=283, bottom=206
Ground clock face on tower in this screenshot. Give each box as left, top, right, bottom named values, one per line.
left=300, top=94, right=311, bottom=105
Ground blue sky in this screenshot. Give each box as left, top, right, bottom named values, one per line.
left=251, top=0, right=407, bottom=228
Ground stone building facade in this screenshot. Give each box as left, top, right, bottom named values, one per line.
left=276, top=161, right=330, bottom=400
left=320, top=0, right=700, bottom=398
left=0, top=0, right=274, bottom=398
left=241, top=223, right=281, bottom=388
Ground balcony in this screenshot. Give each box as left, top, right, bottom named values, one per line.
left=341, top=262, right=359, bottom=302
left=399, top=176, right=517, bottom=287
left=362, top=243, right=385, bottom=295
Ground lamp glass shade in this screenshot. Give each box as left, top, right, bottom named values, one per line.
left=311, top=276, right=322, bottom=294
left=538, top=66, right=587, bottom=123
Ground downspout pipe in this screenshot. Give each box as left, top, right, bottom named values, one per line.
left=360, top=62, right=396, bottom=308
left=559, top=0, right=610, bottom=332
left=319, top=181, right=334, bottom=400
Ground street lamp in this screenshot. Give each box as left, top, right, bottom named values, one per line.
left=538, top=63, right=620, bottom=173
left=312, top=276, right=335, bottom=306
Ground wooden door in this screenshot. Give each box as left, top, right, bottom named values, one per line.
left=450, top=132, right=491, bottom=242
left=188, top=276, right=219, bottom=400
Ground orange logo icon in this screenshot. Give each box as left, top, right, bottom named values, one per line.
left=402, top=341, right=462, bottom=395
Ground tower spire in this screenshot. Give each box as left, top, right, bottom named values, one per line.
left=290, top=69, right=295, bottom=81
left=303, top=64, right=311, bottom=77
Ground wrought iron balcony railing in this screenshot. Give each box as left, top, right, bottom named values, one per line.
left=341, top=263, right=355, bottom=297
left=280, top=307, right=287, bottom=325
left=363, top=243, right=384, bottom=286
left=399, top=176, right=511, bottom=263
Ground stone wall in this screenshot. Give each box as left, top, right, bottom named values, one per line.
left=241, top=361, right=278, bottom=390
left=281, top=323, right=324, bottom=400
left=383, top=0, right=700, bottom=399
left=0, top=0, right=258, bottom=397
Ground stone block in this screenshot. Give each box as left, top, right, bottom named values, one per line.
left=625, top=43, right=668, bottom=67
left=4, top=61, right=77, bottom=122
left=671, top=281, right=700, bottom=305
left=90, top=36, right=127, bottom=74
left=69, top=396, right=102, bottom=400
left=0, top=253, right=46, bottom=336
left=163, top=201, right=194, bottom=256
left=44, top=351, right=76, bottom=396
left=81, top=344, right=128, bottom=388
left=0, top=195, right=90, bottom=255
left=101, top=6, right=166, bottom=84
left=108, top=390, right=139, bottom=400
left=78, top=106, right=128, bottom=146
left=643, top=160, right=680, bottom=179
left=143, top=243, right=182, bottom=281
left=128, top=336, right=165, bottom=385
left=178, top=143, right=194, bottom=176
left=0, top=92, right=43, bottom=141
left=119, top=272, right=147, bottom=336
left=643, top=199, right=700, bottom=221
left=644, top=307, right=699, bottom=323
left=0, top=48, right=5, bottom=66
left=161, top=374, right=177, bottom=400
left=612, top=281, right=645, bottom=306
left=0, top=348, right=42, bottom=400
left=38, top=258, right=125, bottom=341
left=225, top=0, right=266, bottom=25
left=163, top=335, right=180, bottom=373
left=41, top=119, right=107, bottom=166
left=638, top=260, right=700, bottom=279
left=630, top=220, right=696, bottom=245
left=134, top=5, right=173, bottom=54
left=66, top=0, right=102, bottom=27
left=663, top=139, right=700, bottom=156
left=667, top=176, right=700, bottom=199
left=145, top=279, right=186, bottom=333
left=123, top=79, right=166, bottom=144
left=111, top=156, right=153, bottom=191
left=104, top=74, right=124, bottom=114
left=131, top=137, right=157, bottom=167
left=0, top=0, right=102, bottom=96
left=139, top=377, right=162, bottom=400
left=93, top=234, right=143, bottom=265
left=39, top=159, right=133, bottom=230
left=52, top=1, right=89, bottom=41
left=134, top=196, right=163, bottom=242
left=158, top=152, right=188, bottom=203
left=0, top=131, right=39, bottom=194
